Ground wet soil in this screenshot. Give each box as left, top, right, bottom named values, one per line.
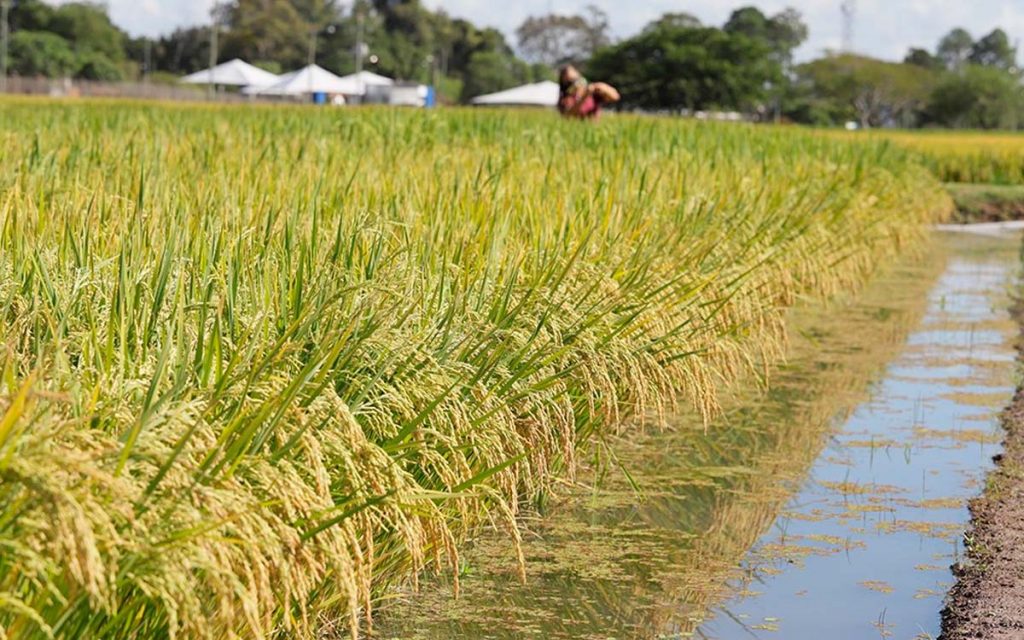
left=941, top=292, right=1024, bottom=640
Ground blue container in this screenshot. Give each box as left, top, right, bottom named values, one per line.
left=313, top=92, right=327, bottom=105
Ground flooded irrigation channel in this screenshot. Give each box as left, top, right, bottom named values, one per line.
left=377, top=232, right=1021, bottom=640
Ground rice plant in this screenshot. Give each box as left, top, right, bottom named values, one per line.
left=0, top=99, right=949, bottom=639
left=836, top=130, right=1024, bottom=185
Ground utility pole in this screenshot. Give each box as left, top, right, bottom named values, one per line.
left=208, top=1, right=220, bottom=100
left=354, top=7, right=365, bottom=96
left=1, top=0, right=11, bottom=95
left=143, top=38, right=152, bottom=87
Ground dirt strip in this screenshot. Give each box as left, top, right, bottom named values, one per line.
left=941, top=294, right=1024, bottom=640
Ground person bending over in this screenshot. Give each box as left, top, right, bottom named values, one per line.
left=558, top=65, right=621, bottom=120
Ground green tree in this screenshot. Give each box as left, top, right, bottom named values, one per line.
left=515, top=4, right=610, bottom=67
left=76, top=51, right=124, bottom=81
left=927, top=65, right=1024, bottom=129
left=446, top=22, right=510, bottom=76
left=794, top=54, right=937, bottom=127
left=722, top=7, right=806, bottom=121
left=48, top=2, right=126, bottom=62
left=221, top=0, right=341, bottom=69
left=369, top=0, right=441, bottom=79
left=8, top=31, right=77, bottom=77
left=587, top=18, right=778, bottom=112
left=9, top=0, right=54, bottom=31
left=222, top=0, right=307, bottom=67
left=723, top=6, right=807, bottom=65
left=151, top=27, right=211, bottom=74
left=968, top=29, right=1018, bottom=71
left=937, top=28, right=973, bottom=70
left=642, top=13, right=701, bottom=33
left=460, top=49, right=529, bottom=101
left=904, top=47, right=942, bottom=70
left=327, top=0, right=438, bottom=80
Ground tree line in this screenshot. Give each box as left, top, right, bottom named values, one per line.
left=3, top=0, right=1023, bottom=129
left=3, top=0, right=549, bottom=102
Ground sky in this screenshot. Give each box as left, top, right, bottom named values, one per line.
left=76, top=0, right=1024, bottom=63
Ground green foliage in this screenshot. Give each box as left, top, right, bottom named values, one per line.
left=588, top=20, right=778, bottom=111
left=434, top=74, right=464, bottom=104
left=945, top=182, right=1024, bottom=222
left=221, top=0, right=323, bottom=69
left=830, top=24, right=1018, bottom=130
left=7, top=2, right=128, bottom=80
left=263, top=0, right=527, bottom=96
left=8, top=31, right=77, bottom=77
left=927, top=65, right=1024, bottom=129
left=642, top=13, right=702, bottom=33
left=723, top=6, right=807, bottom=65
left=9, top=0, right=54, bottom=31
left=152, top=27, right=211, bottom=75
left=968, top=29, right=1018, bottom=71
left=48, top=2, right=127, bottom=61
left=904, top=48, right=943, bottom=70
left=460, top=50, right=530, bottom=102
left=793, top=54, right=937, bottom=127
left=75, top=51, right=125, bottom=81
left=938, top=28, right=974, bottom=71
left=934, top=27, right=1020, bottom=74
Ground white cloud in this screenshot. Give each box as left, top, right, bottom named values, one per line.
left=83, top=0, right=1024, bottom=64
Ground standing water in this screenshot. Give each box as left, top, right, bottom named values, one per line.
left=699, top=231, right=1020, bottom=640
left=376, top=233, right=1020, bottom=640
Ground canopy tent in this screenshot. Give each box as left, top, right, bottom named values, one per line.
left=336, top=71, right=395, bottom=101
left=470, top=81, right=560, bottom=107
left=337, top=71, right=394, bottom=90
left=244, top=65, right=366, bottom=96
left=181, top=59, right=280, bottom=87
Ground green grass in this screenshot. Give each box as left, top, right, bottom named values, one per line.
left=0, top=99, right=949, bottom=639
left=946, top=183, right=1024, bottom=223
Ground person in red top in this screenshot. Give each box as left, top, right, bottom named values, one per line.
left=557, top=65, right=621, bottom=120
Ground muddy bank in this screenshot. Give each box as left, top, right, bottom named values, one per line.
left=947, top=183, right=1024, bottom=224
left=941, top=280, right=1024, bottom=639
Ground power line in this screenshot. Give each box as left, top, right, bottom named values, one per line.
left=208, top=1, right=220, bottom=99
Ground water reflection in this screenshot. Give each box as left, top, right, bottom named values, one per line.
left=699, top=233, right=1019, bottom=640
left=375, top=234, right=1018, bottom=640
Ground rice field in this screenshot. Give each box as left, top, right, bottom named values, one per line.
left=843, top=130, right=1024, bottom=186
left=0, top=100, right=949, bottom=639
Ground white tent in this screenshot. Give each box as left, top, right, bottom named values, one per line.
left=337, top=71, right=394, bottom=89
left=470, top=81, right=560, bottom=107
left=244, top=65, right=362, bottom=96
left=181, top=59, right=280, bottom=87
left=336, top=71, right=395, bottom=100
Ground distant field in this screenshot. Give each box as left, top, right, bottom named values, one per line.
left=0, top=100, right=948, bottom=639
left=838, top=130, right=1024, bottom=186
left=893, top=131, right=1024, bottom=186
